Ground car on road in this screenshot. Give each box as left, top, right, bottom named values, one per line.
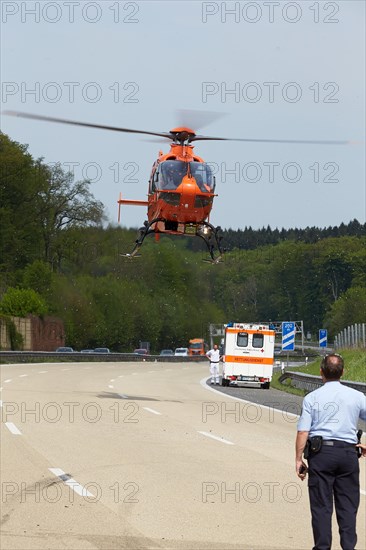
left=134, top=348, right=149, bottom=355
left=174, top=347, right=189, bottom=356
left=80, top=349, right=94, bottom=353
left=94, top=347, right=110, bottom=353
left=160, top=349, right=174, bottom=356
left=55, top=346, right=74, bottom=353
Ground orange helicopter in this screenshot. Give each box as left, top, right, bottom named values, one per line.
left=4, top=111, right=348, bottom=263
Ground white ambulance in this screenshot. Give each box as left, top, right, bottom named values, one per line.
left=222, top=323, right=275, bottom=389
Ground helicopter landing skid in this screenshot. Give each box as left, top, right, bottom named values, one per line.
left=121, top=218, right=225, bottom=263
left=196, top=221, right=225, bottom=264
left=120, top=218, right=161, bottom=259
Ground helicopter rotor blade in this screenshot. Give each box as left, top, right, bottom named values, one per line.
left=176, top=109, right=227, bottom=131
left=191, top=135, right=350, bottom=145
left=3, top=110, right=350, bottom=145
left=3, top=111, right=174, bottom=140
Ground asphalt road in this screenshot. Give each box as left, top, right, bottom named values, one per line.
left=1, top=361, right=365, bottom=550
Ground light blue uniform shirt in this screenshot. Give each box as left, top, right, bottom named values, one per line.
left=297, top=381, right=366, bottom=444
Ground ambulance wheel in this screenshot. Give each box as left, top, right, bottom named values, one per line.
left=261, top=382, right=270, bottom=389
left=222, top=378, right=229, bottom=387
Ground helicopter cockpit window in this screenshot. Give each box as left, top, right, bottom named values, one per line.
left=190, top=162, right=214, bottom=193
left=160, top=161, right=187, bottom=190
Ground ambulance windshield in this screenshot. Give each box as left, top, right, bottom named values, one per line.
left=237, top=332, right=248, bottom=347
left=252, top=334, right=264, bottom=348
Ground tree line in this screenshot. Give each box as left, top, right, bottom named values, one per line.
left=1, top=132, right=365, bottom=351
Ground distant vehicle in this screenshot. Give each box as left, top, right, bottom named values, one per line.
left=174, top=347, right=189, bottom=356
left=188, top=338, right=206, bottom=356
left=160, top=349, right=174, bottom=356
left=55, top=346, right=74, bottom=352
left=80, top=349, right=94, bottom=353
left=94, top=347, right=110, bottom=353
left=134, top=348, right=148, bottom=355
left=222, top=323, right=275, bottom=389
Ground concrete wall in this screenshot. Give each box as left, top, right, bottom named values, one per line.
left=0, top=316, right=65, bottom=351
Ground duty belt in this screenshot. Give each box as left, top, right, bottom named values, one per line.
left=322, top=440, right=356, bottom=447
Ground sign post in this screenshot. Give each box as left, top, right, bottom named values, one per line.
left=282, top=322, right=295, bottom=369
left=319, top=329, right=327, bottom=349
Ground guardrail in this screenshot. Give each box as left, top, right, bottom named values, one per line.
left=0, top=351, right=206, bottom=363
left=279, top=371, right=366, bottom=395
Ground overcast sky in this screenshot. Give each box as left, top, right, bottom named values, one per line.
left=1, top=0, right=365, bottom=230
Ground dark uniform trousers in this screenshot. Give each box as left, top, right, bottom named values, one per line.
left=308, top=442, right=360, bottom=550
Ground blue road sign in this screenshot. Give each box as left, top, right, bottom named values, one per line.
left=282, top=322, right=295, bottom=351
left=319, top=329, right=327, bottom=348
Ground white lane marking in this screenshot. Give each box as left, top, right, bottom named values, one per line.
left=38, top=370, right=48, bottom=374
left=61, top=368, right=70, bottom=371
left=0, top=387, right=3, bottom=391
left=198, top=430, right=234, bottom=445
left=199, top=376, right=299, bottom=419
left=118, top=375, right=124, bottom=378
left=0, top=400, right=3, bottom=407
left=48, top=468, right=94, bottom=498
left=5, top=422, right=22, bottom=435
left=108, top=385, right=114, bottom=389
left=361, top=489, right=366, bottom=496
left=118, top=394, right=129, bottom=399
left=110, top=379, right=115, bottom=382
left=19, top=374, right=28, bottom=378
left=4, top=379, right=12, bottom=383
left=143, top=407, right=162, bottom=416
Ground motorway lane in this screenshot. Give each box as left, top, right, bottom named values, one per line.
left=1, top=361, right=365, bottom=550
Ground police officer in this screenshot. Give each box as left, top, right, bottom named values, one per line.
left=295, top=353, right=366, bottom=550
left=206, top=344, right=221, bottom=385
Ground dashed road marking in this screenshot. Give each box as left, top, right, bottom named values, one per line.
left=4, top=379, right=12, bottom=383
left=5, top=422, right=22, bottom=435
left=143, top=407, right=162, bottom=416
left=49, top=468, right=94, bottom=498
left=38, top=371, right=48, bottom=374
left=19, top=374, right=28, bottom=378
left=197, top=431, right=234, bottom=446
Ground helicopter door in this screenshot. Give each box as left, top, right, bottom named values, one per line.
left=149, top=167, right=160, bottom=193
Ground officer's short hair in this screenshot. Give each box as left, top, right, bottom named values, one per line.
left=321, top=354, right=344, bottom=380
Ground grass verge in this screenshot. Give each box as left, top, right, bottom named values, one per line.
left=273, top=349, right=365, bottom=395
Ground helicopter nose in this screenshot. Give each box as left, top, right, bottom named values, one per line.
left=176, top=175, right=198, bottom=208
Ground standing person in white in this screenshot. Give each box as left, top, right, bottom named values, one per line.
left=206, top=344, right=221, bottom=385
